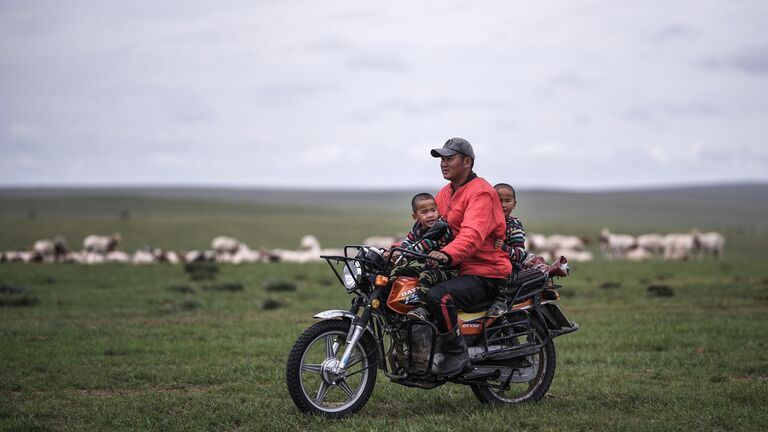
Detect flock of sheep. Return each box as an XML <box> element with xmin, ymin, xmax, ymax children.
<box><xmin>520</xmin><ymin>229</ymin><xmax>725</xmax><ymax>262</ymax></box>
<box><xmin>0</xmin><ymin>228</ymin><xmax>725</xmax><ymax>265</ymax></box>
<box><xmin>597</xmin><ymin>228</ymin><xmax>725</xmax><ymax>260</ymax></box>
<box><xmin>0</xmin><ymin>234</ymin><xmax>342</xmax><ymax>265</ymax></box>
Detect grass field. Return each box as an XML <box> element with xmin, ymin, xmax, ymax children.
<box><xmin>2</xmin><ymin>185</ymin><xmax>768</xmax><ymax>431</ymax></box>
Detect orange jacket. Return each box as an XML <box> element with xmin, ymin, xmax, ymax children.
<box><xmin>436</xmin><ymin>175</ymin><xmax>512</xmax><ymax>278</ymax></box>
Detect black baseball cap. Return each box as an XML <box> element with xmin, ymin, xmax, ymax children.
<box><xmin>430</xmin><ymin>137</ymin><xmax>475</xmax><ymax>159</ymax></box>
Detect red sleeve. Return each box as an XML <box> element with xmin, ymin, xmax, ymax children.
<box><xmin>441</xmin><ymin>190</ymin><xmax>496</xmax><ymax>264</ymax></box>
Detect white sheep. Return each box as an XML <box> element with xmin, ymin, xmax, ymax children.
<box><xmin>211</xmin><ymin>236</ymin><xmax>241</xmax><ymax>255</ymax></box>
<box><xmin>547</xmin><ymin>235</ymin><xmax>586</xmax><ymax>251</ymax></box>
<box><xmin>84</xmin><ymin>252</ymin><xmax>106</xmax><ymax>264</ymax></box>
<box><xmin>554</xmin><ymin>249</ymin><xmax>593</xmax><ymax>262</ymax></box>
<box><xmin>300</xmin><ymin>235</ymin><xmax>321</xmax><ymax>252</ymax></box>
<box><xmin>693</xmin><ymin>230</ymin><xmax>725</xmax><ymax>258</ymax></box>
<box><xmin>33</xmin><ymin>240</ymin><xmax>56</xmax><ymax>262</ymax></box>
<box><xmin>663</xmin><ymin>233</ymin><xmax>695</xmax><ymax>260</ymax></box>
<box><xmin>3</xmin><ymin>251</ymin><xmax>24</xmax><ymax>263</ymax></box>
<box><xmin>526</xmin><ymin>233</ymin><xmax>551</xmax><ymax>253</ymax></box>
<box><xmin>231</xmin><ymin>245</ymin><xmax>262</xmax><ymax>264</ymax></box>
<box><xmin>106</xmin><ymin>251</ymin><xmax>131</xmax><ymax>263</ymax></box>
<box><xmin>362</xmin><ymin>236</ymin><xmax>398</xmax><ymax>250</ymax></box>
<box><xmin>84</xmin><ymin>234</ymin><xmax>121</xmax><ymax>254</ymax></box>
<box><xmin>163</xmin><ymin>251</ymin><xmax>181</xmax><ymax>264</ymax></box>
<box><xmin>625</xmin><ymin>246</ymin><xmax>653</xmax><ymax>261</ymax></box>
<box><xmin>64</xmin><ymin>251</ymin><xmax>85</xmax><ymax>264</ymax></box>
<box><xmin>637</xmin><ymin>234</ymin><xmax>665</xmax><ymax>255</ymax></box>
<box><xmin>132</xmin><ymin>249</ymin><xmax>156</xmax><ymax>265</ymax></box>
<box><xmin>599</xmin><ymin>228</ymin><xmax>636</xmax><ymax>258</ymax></box>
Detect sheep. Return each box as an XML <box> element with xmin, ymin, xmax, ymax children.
<box><xmin>84</xmin><ymin>234</ymin><xmax>121</xmax><ymax>254</ymax></box>
<box><xmin>625</xmin><ymin>246</ymin><xmax>653</xmax><ymax>261</ymax></box>
<box><xmin>554</xmin><ymin>249</ymin><xmax>593</xmax><ymax>262</ymax></box>
<box><xmin>64</xmin><ymin>251</ymin><xmax>86</xmax><ymax>264</ymax></box>
<box><xmin>663</xmin><ymin>233</ymin><xmax>695</xmax><ymax>260</ymax></box>
<box><xmin>184</xmin><ymin>250</ymin><xmax>201</xmax><ymax>262</ymax></box>
<box><xmin>132</xmin><ymin>248</ymin><xmax>156</xmax><ymax>265</ymax></box>
<box><xmin>599</xmin><ymin>228</ymin><xmax>636</xmax><ymax>259</ymax></box>
<box><xmin>231</xmin><ymin>245</ymin><xmax>262</xmax><ymax>264</ymax></box>
<box><xmin>300</xmin><ymin>235</ymin><xmax>321</xmax><ymax>252</ymax></box>
<box><xmin>270</xmin><ymin>249</ymin><xmax>323</xmax><ymax>264</ymax></box>
<box><xmin>212</xmin><ymin>236</ymin><xmax>240</xmax><ymax>255</ymax></box>
<box><xmin>526</xmin><ymin>233</ymin><xmax>551</xmax><ymax>254</ymax></box>
<box><xmin>106</xmin><ymin>251</ymin><xmax>131</xmax><ymax>263</ymax></box>
<box><xmin>637</xmin><ymin>234</ymin><xmax>665</xmax><ymax>255</ymax></box>
<box><xmin>84</xmin><ymin>252</ymin><xmax>106</xmax><ymax>265</ymax></box>
<box><xmin>163</xmin><ymin>250</ymin><xmax>181</xmax><ymax>264</ymax></box>
<box><xmin>692</xmin><ymin>230</ymin><xmax>725</xmax><ymax>259</ymax></box>
<box><xmin>215</xmin><ymin>241</ymin><xmax>259</xmax><ymax>263</ymax></box>
<box><xmin>362</xmin><ymin>236</ymin><xmax>398</xmax><ymax>250</ymax></box>
<box><xmin>33</xmin><ymin>239</ymin><xmax>56</xmax><ymax>262</ymax></box>
<box><xmin>3</xmin><ymin>251</ymin><xmax>24</xmax><ymax>263</ymax></box>
<box><xmin>547</xmin><ymin>235</ymin><xmax>587</xmax><ymax>252</ymax></box>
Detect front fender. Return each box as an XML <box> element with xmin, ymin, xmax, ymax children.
<box><xmin>313</xmin><ymin>309</ymin><xmax>358</xmax><ymax>321</ymax></box>
<box><xmin>312</xmin><ymin>309</ymin><xmax>376</xmax><ymax>337</ymax></box>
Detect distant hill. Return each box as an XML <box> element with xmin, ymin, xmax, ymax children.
<box><xmin>0</xmin><ymin>183</ymin><xmax>766</xmax><ymax>250</ymax></box>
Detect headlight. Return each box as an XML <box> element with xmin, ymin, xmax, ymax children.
<box><xmin>342</xmin><ymin>261</ymin><xmax>362</xmax><ymax>291</ymax></box>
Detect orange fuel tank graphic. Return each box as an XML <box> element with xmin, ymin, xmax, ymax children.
<box><xmin>386</xmin><ymin>276</ymin><xmax>419</xmax><ymax>315</ymax></box>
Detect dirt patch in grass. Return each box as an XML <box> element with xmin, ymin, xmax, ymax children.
<box><xmin>262</xmin><ymin>299</ymin><xmax>283</xmax><ymax>310</ymax></box>
<box><xmin>599</xmin><ymin>281</ymin><xmax>621</xmax><ymax>289</ymax></box>
<box><xmin>647</xmin><ymin>284</ymin><xmax>675</xmax><ymax>297</ymax></box>
<box><xmin>264</xmin><ymin>280</ymin><xmax>296</xmax><ymax>292</ymax></box>
<box><xmin>184</xmin><ymin>262</ymin><xmax>219</xmax><ymax>281</ymax></box>
<box><xmin>0</xmin><ymin>284</ymin><xmax>40</xmax><ymax>307</ymax></box>
<box><xmin>202</xmin><ymin>282</ymin><xmax>243</xmax><ymax>292</ymax></box>
<box><xmin>167</xmin><ymin>284</ymin><xmax>196</xmax><ymax>294</ymax></box>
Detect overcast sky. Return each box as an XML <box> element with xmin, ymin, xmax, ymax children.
<box><xmin>1</xmin><ymin>1</ymin><xmax>767</xmax><ymax>190</ymax></box>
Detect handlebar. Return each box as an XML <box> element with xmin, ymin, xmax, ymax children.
<box><xmin>388</xmin><ymin>247</ymin><xmax>449</xmax><ymax>265</ymax></box>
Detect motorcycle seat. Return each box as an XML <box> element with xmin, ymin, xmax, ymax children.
<box><xmin>461</xmin><ymin>299</ymin><xmax>494</xmax><ymax>314</ymax></box>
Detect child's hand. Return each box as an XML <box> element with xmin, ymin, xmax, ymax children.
<box><xmin>494</xmin><ymin>238</ymin><xmax>503</xmax><ymax>249</ymax></box>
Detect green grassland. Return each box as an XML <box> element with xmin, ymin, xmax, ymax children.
<box><xmin>2</xmin><ymin>185</ymin><xmax>768</xmax><ymax>431</ymax></box>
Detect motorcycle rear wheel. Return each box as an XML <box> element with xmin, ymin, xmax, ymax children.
<box><xmin>286</xmin><ymin>319</ymin><xmax>378</xmax><ymax>418</ymax></box>
<box><xmin>470</xmin><ymin>318</ymin><xmax>555</xmax><ymax>404</ymax></box>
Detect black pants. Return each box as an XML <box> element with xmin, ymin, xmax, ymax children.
<box><xmin>425</xmin><ymin>275</ymin><xmax>501</xmax><ymax>333</ymax></box>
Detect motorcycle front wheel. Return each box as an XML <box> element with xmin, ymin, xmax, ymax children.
<box><xmin>286</xmin><ymin>319</ymin><xmax>378</xmax><ymax>418</ymax></box>
<box><xmin>470</xmin><ymin>317</ymin><xmax>556</xmax><ymax>404</ymax></box>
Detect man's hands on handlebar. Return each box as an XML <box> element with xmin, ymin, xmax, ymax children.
<box><xmin>428</xmin><ymin>251</ymin><xmax>449</xmax><ymax>265</ymax></box>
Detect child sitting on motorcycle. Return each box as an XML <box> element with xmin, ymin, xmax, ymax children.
<box><xmin>397</xmin><ymin>192</ymin><xmax>459</xmax><ymax>321</ymax></box>
<box><xmin>487</xmin><ymin>183</ymin><xmax>529</xmax><ymax>316</ymax></box>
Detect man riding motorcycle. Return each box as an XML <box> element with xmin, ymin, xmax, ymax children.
<box><xmin>425</xmin><ymin>137</ymin><xmax>513</xmax><ymax>376</ymax></box>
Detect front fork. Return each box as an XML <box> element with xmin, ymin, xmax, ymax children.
<box><xmin>332</xmin><ymin>302</ymin><xmax>372</xmax><ymax>375</ymax></box>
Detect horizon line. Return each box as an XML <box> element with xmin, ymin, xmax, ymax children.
<box><xmin>1</xmin><ymin>180</ymin><xmax>767</xmax><ymax>194</ymax></box>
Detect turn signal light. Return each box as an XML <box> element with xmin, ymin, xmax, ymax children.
<box><xmin>374</xmin><ymin>275</ymin><xmax>389</xmax><ymax>287</ymax></box>
<box><xmin>371</xmin><ymin>299</ymin><xmax>381</xmax><ymax>309</ymax></box>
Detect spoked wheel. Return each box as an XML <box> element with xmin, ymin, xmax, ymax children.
<box><xmin>471</xmin><ymin>318</ymin><xmax>556</xmax><ymax>404</ymax></box>
<box><xmin>286</xmin><ymin>320</ymin><xmax>378</xmax><ymax>418</ymax></box>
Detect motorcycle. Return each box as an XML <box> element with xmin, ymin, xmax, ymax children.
<box><xmin>285</xmin><ymin>245</ymin><xmax>579</xmax><ymax>418</ymax></box>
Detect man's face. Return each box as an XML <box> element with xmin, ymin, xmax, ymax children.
<box><xmin>440</xmin><ymin>154</ymin><xmax>471</xmax><ymax>181</ymax></box>
<box><xmin>412</xmin><ymin>198</ymin><xmax>439</xmax><ymax>228</ymax></box>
